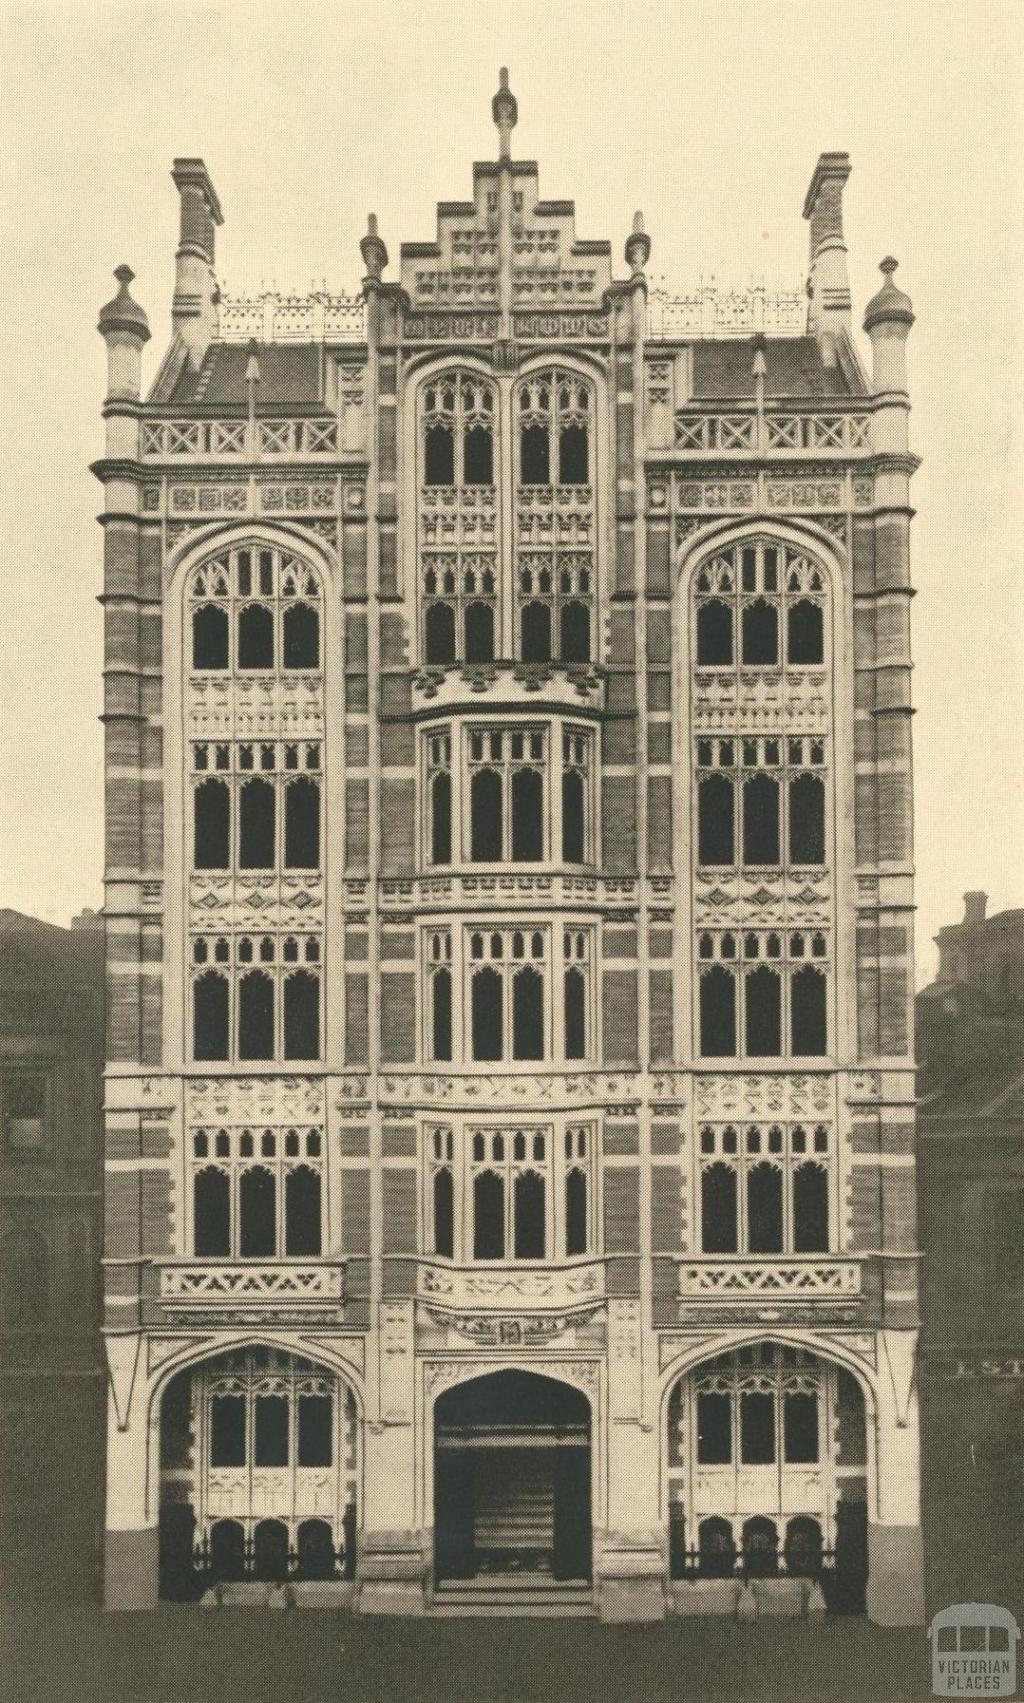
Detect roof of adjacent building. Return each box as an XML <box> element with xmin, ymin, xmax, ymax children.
<box><xmin>160</xmin><ymin>331</ymin><xmax>863</xmax><ymax>409</ymax></box>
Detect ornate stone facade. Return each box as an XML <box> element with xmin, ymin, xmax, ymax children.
<box><xmin>94</xmin><ymin>84</ymin><xmax>923</xmax><ymax>1623</ymax></box>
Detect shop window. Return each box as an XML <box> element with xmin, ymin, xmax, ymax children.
<box><xmin>742</xmin><ymin>1516</ymin><xmax>778</xmax><ymax>1577</ymax></box>
<box><xmin>698</xmin><ymin>1517</ymin><xmax>736</xmax><ymax>1579</ymax></box>
<box><xmin>784</xmin><ymin>1516</ymin><xmax>823</xmax><ymax>1576</ymax></box>
<box><xmin>210</xmin><ymin>1397</ymin><xmax>246</xmax><ymax>1468</ymax></box>
<box><xmin>297</xmin><ymin>1396</ymin><xmax>333</xmax><ymax>1468</ymax></box>
<box><xmin>193</xmin><ymin>603</ymin><xmax>229</xmax><ymax>670</ymax></box>
<box><xmin>740</xmin><ymin>1395</ymin><xmax>775</xmax><ymax>1466</ymax></box>
<box><xmin>783</xmin><ymin>1393</ymin><xmax>820</xmax><ymax>1464</ymax></box>
<box><xmin>697</xmin><ymin>1393</ymin><xmax>733</xmax><ymax>1465</ymax></box>
<box><xmin>558</xmin><ymin>422</ymin><xmax>588</xmax><ymax>485</ymax></box>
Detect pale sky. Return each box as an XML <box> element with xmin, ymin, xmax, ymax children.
<box><xmin>1</xmin><ymin>0</ymin><xmax>1021</xmax><ymax>987</ymax></box>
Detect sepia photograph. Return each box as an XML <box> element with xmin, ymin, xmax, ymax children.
<box><xmin>0</xmin><ymin>2</ymin><xmax>1021</xmax><ymax>1699</ymax></box>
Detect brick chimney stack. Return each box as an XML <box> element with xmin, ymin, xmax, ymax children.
<box><xmin>803</xmin><ymin>152</ymin><xmax>852</xmax><ymax>366</ymax></box>
<box><xmin>963</xmin><ymin>891</ymin><xmax>988</xmax><ymax>926</ymax></box>
<box><xmin>171</xmin><ymin>157</ymin><xmax>223</xmax><ymax>369</ymax></box>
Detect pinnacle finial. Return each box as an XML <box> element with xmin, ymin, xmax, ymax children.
<box><xmin>97</xmin><ymin>263</ymin><xmax>150</xmax><ymax>342</ymax></box>
<box><xmin>492</xmin><ymin>66</ymin><xmax>518</xmax><ymax>160</ymax></box>
<box><xmin>360</xmin><ymin>212</ymin><xmax>388</xmax><ymax>280</ymax></box>
<box><xmin>880</xmin><ymin>255</ymin><xmax>898</xmax><ymax>277</ymax></box>
<box><xmin>625</xmin><ymin>210</ymin><xmax>651</xmax><ymax>277</ymax></box>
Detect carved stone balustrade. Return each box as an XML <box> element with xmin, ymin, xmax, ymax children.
<box><xmin>152</xmin><ymin>1259</ymin><xmax>345</xmax><ymax>1326</ymax></box>
<box><xmin>418</xmin><ymin>1257</ymin><xmax>605</xmax><ymax>1314</ymax></box>
<box><xmin>215</xmin><ymin>292</ymin><xmax>366</xmax><ymax>343</ymax></box>
<box><xmin>186</xmin><ymin>673</ymin><xmax>323</xmax><ymax>740</ymax></box>
<box><xmin>647</xmin><ymin>284</ymin><xmax>806</xmax><ymax>340</ymax></box>
<box><xmin>678</xmin><ymin>1257</ymin><xmax>861</xmax><ymax>1302</ymax></box>
<box><xmin>377</xmin><ymin>869</ymin><xmax>635</xmax><ymax>917</ymax></box>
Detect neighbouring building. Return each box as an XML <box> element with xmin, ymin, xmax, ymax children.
<box><xmin>917</xmin><ymin>894</ymin><xmax>1024</xmax><ymax>1614</ymax></box>
<box><xmin>94</xmin><ymin>74</ymin><xmax>924</xmax><ymax>1622</ymax></box>
<box><xmin>0</xmin><ymin>908</ymin><xmax>106</xmax><ymax>1600</ymax></box>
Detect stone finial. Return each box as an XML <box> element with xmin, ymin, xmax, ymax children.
<box><xmin>492</xmin><ymin>67</ymin><xmax>518</xmax><ymax>159</ymax></box>
<box><xmin>97</xmin><ymin>265</ymin><xmax>151</xmax><ymax>343</ymax></box>
<box><xmin>863</xmin><ymin>256</ymin><xmax>915</xmax><ymax>333</ymax></box>
<box><xmin>625</xmin><ymin>211</ymin><xmax>651</xmax><ymax>277</ymax></box>
<box><xmin>360</xmin><ymin>212</ymin><xmax>388</xmax><ymax>281</ymax></box>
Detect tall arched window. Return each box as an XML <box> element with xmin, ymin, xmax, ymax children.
<box><xmin>521</xmin><ymin>600</ymin><xmax>552</xmax><ymax>663</ymax></box>
<box><xmin>433</xmin><ymin>1163</ymin><xmax>455</xmax><ymax>1259</ymax></box>
<box><xmin>791</xmin><ymin>966</ymin><xmax>827</xmax><ymax>1055</ymax></box>
<box><xmin>193</xmin><ymin>603</ymin><xmax>229</xmax><ymax>670</ymax></box>
<box><xmin>741</xmin><ymin>599</ymin><xmax>778</xmax><ymax>666</ymax></box>
<box><xmin>787</xmin><ymin>598</ymin><xmax>824</xmax><ymax>665</ymax></box>
<box><xmin>698</xmin><ymin>773</ymin><xmax>735</xmax><ymax>866</ymax></box>
<box><xmin>430</xmin><ymin>770</ymin><xmax>452</xmax><ymax>865</ymax></box>
<box><xmin>238</xmin><ymin>970</ymin><xmax>274</xmax><ymax>1061</ymax></box>
<box><xmin>560</xmin><ymin>601</ymin><xmax>591</xmax><ymax>663</ymax></box>
<box><xmin>789</xmin><ymin>773</ymin><xmax>825</xmax><ymax>865</ymax></box>
<box><xmin>284</xmin><ymin>777</ymin><xmax>320</xmax><ymax>869</ymax></box>
<box><xmin>696</xmin><ymin>599</ymin><xmax>733</xmax><ymax>666</ymax></box>
<box><xmin>282</xmin><ymin>602</ymin><xmax>319</xmax><ymax>669</ymax></box>
<box><xmin>238</xmin><ymin>603</ymin><xmax>275</xmax><ymax>670</ymax></box>
<box><xmin>194</xmin><ymin>778</ymin><xmax>231</xmax><ymax>870</ymax></box>
<box><xmin>562</xmin><ymin>767</ymin><xmax>585</xmax><ymax>863</ymax></box>
<box><xmin>425</xmin><ymin>601</ymin><xmax>456</xmax><ymax>665</ymax></box>
<box><xmin>284</xmin><ymin>1165</ymin><xmax>321</xmax><ymax>1256</ymax></box>
<box><xmin>511</xmin><ymin>767</ymin><xmax>543</xmax><ymax>861</ymax></box>
<box><xmin>512</xmin><ymin>966</ymin><xmax>544</xmax><ymax>1060</ymax></box>
<box><xmin>239</xmin><ymin>778</ymin><xmax>275</xmax><ymax>869</ymax></box>
<box><xmin>194</xmin><ymin>1166</ymin><xmax>231</xmax><ymax>1257</ymax></box>
<box><xmin>470</xmin><ymin>769</ymin><xmax>503</xmax><ymax>861</ymax></box>
<box><xmin>239</xmin><ymin>1165</ymin><xmax>276</xmax><ymax>1258</ymax></box>
<box><xmin>194</xmin><ymin>971</ymin><xmax>229</xmax><ymax>1062</ymax></box>
<box><xmin>464</xmin><ymin>601</ymin><xmax>495</xmax><ymax>664</ymax></box>
<box><xmin>283</xmin><ymin>970</ymin><xmax>320</xmax><ymax>1061</ymax></box>
<box><xmin>471</xmin><ymin>966</ymin><xmax>503</xmax><ymax>1061</ymax></box>
<box><xmin>700</xmin><ymin>966</ymin><xmax>736</xmax><ymax>1057</ymax></box>
<box><xmin>187</xmin><ymin>545</ymin><xmax>323</xmax><ymax>684</ymax></box>
<box><xmin>701</xmin><ymin>1161</ymin><xmax>738</xmax><ymax>1253</ymax></box>
<box><xmin>745</xmin><ymin>966</ymin><xmax>781</xmax><ymax>1056</ymax></box>
<box><xmin>742</xmin><ymin>774</ymin><xmax>780</xmax><ymax>866</ymax></box>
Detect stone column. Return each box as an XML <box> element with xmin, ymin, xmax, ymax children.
<box><xmin>103</xmin><ymin>1339</ymin><xmax>159</xmax><ymax>1609</ymax></box>
<box><xmin>867</xmin><ymin>1327</ymin><xmax>926</xmax><ymax>1625</ymax></box>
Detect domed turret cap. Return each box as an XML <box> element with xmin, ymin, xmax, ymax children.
<box><xmin>98</xmin><ymin>265</ymin><xmax>151</xmax><ymax>341</ymax></box>
<box><xmin>863</xmin><ymin>257</ymin><xmax>914</xmax><ymax>333</ymax></box>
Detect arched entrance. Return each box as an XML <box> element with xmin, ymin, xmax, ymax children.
<box><xmin>665</xmin><ymin>1342</ymin><xmax>868</xmax><ymax>1613</ymax></box>
<box><xmin>434</xmin><ymin>1371</ymin><xmax>591</xmax><ymax>1585</ymax></box>
<box><xmin>157</xmin><ymin>1346</ymin><xmax>358</xmax><ymax>1599</ymax></box>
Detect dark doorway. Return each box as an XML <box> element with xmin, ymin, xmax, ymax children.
<box><xmin>434</xmin><ymin>1371</ymin><xmax>591</xmax><ymax>1585</ymax></box>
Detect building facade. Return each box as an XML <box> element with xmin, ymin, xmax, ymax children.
<box><xmin>916</xmin><ymin>895</ymin><xmax>1024</xmax><ymax>1615</ymax></box>
<box><xmin>95</xmin><ymin>76</ymin><xmax>924</xmax><ymax>1621</ymax></box>
<box><xmin>0</xmin><ymin>909</ymin><xmax>106</xmax><ymax>1600</ymax></box>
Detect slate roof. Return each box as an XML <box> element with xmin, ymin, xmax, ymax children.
<box><xmin>690</xmin><ymin>337</ymin><xmax>865</xmax><ymax>399</ymax></box>
<box><xmin>166</xmin><ymin>343</ymin><xmax>325</xmax><ymax>407</ymax></box>
<box><xmin>159</xmin><ymin>331</ymin><xmax>863</xmax><ymax>409</ymax></box>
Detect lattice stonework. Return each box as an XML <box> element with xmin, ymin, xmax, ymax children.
<box><xmin>515</xmin><ymin>371</ymin><xmax>595</xmax><ymax>664</ymax></box>
<box><xmin>691</xmin><ymin>539</ymin><xmax>836</xmax><ymax>1063</ymax></box>
<box><xmin>419</xmin><ymin>373</ymin><xmax>499</xmax><ymax>665</ymax></box>
<box><xmin>168</xmin><ymin>1349</ymin><xmax>358</xmax><ymax>1556</ymax></box>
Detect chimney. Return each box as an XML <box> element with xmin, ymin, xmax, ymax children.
<box><xmin>963</xmin><ymin>891</ymin><xmax>988</xmax><ymax>927</ymax></box>
<box><xmin>171</xmin><ymin>158</ymin><xmax>223</xmax><ymax>368</ymax></box>
<box><xmin>803</xmin><ymin>152</ymin><xmax>852</xmax><ymax>365</ymax></box>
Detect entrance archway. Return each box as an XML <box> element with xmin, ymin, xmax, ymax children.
<box><xmin>434</xmin><ymin>1371</ymin><xmax>591</xmax><ymax>1584</ymax></box>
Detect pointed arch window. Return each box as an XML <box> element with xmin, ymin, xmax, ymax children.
<box><xmin>698</xmin><ymin>1122</ymin><xmax>832</xmax><ymax>1253</ymax></box>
